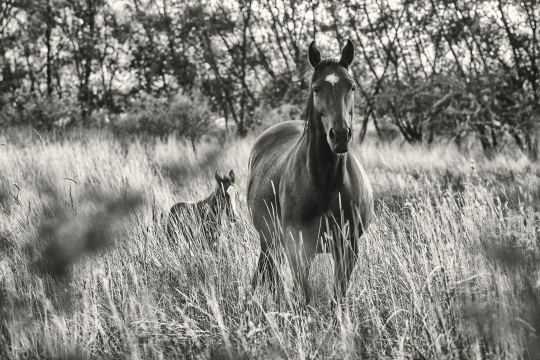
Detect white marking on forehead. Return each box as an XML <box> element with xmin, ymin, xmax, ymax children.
<box><xmin>325</xmin><ymin>73</ymin><xmax>340</xmax><ymax>86</ymax></box>
<box><xmin>227</xmin><ymin>186</ymin><xmax>237</xmax><ymax>216</ymax></box>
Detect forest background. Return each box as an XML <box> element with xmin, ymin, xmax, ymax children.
<box><xmin>2</xmin><ymin>0</ymin><xmax>540</xmax><ymax>155</ymax></box>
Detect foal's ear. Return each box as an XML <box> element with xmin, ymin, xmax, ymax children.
<box><xmin>308</xmin><ymin>41</ymin><xmax>321</xmax><ymax>69</ymax></box>
<box><xmin>229</xmin><ymin>169</ymin><xmax>235</xmax><ymax>183</ymax></box>
<box><xmin>214</xmin><ymin>170</ymin><xmax>223</xmax><ymax>184</ymax></box>
<box><xmin>339</xmin><ymin>39</ymin><xmax>355</xmax><ymax>68</ymax></box>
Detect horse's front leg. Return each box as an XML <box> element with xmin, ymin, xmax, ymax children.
<box><xmin>284</xmin><ymin>227</ymin><xmax>316</xmax><ymax>304</ymax></box>
<box><xmin>251</xmin><ymin>237</ymin><xmax>281</xmax><ymax>297</ymax></box>
<box><xmin>332</xmin><ymin>231</ymin><xmax>359</xmax><ymax>309</ymax></box>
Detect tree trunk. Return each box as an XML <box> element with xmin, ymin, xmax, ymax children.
<box><xmin>81</xmin><ymin>0</ymin><xmax>96</xmax><ymax>121</ymax></box>
<box><xmin>45</xmin><ymin>0</ymin><xmax>53</xmax><ymax>96</ymax></box>
<box><xmin>239</xmin><ymin>0</ymin><xmax>253</xmax><ymax>136</ymax></box>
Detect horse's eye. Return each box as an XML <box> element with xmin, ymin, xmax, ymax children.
<box><xmin>313</xmin><ymin>87</ymin><xmax>319</xmax><ymax>94</ymax></box>
<box><xmin>351</xmin><ymin>84</ymin><xmax>356</xmax><ymax>92</ymax></box>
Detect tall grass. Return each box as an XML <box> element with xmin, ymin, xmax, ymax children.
<box><xmin>0</xmin><ymin>128</ymin><xmax>539</xmax><ymax>359</ymax></box>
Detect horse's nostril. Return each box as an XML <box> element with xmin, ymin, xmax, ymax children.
<box><xmin>347</xmin><ymin>127</ymin><xmax>352</xmax><ymax>139</ymax></box>
<box><xmin>329</xmin><ymin>128</ymin><xmax>336</xmax><ymax>140</ymax></box>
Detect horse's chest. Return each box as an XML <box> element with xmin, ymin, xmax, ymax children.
<box><xmin>282</xmin><ymin>189</ymin><xmax>353</xmax><ymax>226</ymax></box>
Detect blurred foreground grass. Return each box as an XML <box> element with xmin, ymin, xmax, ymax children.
<box><xmin>0</xmin><ymin>128</ymin><xmax>539</xmax><ymax>359</ymax></box>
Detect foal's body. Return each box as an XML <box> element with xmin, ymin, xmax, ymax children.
<box><xmin>167</xmin><ymin>170</ymin><xmax>237</xmax><ymax>245</ymax></box>
<box><xmin>247</xmin><ymin>40</ymin><xmax>374</xmax><ymax>304</ymax></box>
<box><xmin>167</xmin><ymin>194</ymin><xmax>220</xmax><ymax>243</ymax></box>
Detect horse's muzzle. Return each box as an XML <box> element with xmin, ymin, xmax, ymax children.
<box><xmin>328</xmin><ymin>126</ymin><xmax>352</xmax><ymax>153</ymax></box>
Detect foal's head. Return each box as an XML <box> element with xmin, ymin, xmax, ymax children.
<box><xmin>214</xmin><ymin>169</ymin><xmax>237</xmax><ymax>221</ymax></box>
<box><xmin>308</xmin><ymin>40</ymin><xmax>356</xmax><ymax>154</ymax></box>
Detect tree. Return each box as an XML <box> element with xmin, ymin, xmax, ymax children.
<box><xmin>1</xmin><ymin>0</ymin><xmax>539</xmax><ymax>158</ymax></box>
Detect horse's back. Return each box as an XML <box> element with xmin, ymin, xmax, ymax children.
<box><xmin>248</xmin><ymin>121</ymin><xmax>304</xmax><ymax>172</ymax></box>
<box><xmin>169</xmin><ymin>201</ymin><xmax>196</xmax><ymax>218</ymax></box>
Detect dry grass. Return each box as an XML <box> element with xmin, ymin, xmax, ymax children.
<box><xmin>0</xmin><ymin>128</ymin><xmax>539</xmax><ymax>359</ymax></box>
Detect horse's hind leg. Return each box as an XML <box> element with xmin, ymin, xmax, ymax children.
<box><xmin>251</xmin><ymin>248</ymin><xmax>280</xmax><ymax>296</ymax></box>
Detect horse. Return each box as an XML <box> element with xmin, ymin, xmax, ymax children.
<box><xmin>247</xmin><ymin>40</ymin><xmax>374</xmax><ymax>306</ymax></box>
<box><xmin>167</xmin><ymin>169</ymin><xmax>237</xmax><ymax>247</ymax></box>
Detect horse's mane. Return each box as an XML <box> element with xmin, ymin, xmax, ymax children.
<box><xmin>303</xmin><ymin>58</ymin><xmax>343</xmax><ymax>134</ymax></box>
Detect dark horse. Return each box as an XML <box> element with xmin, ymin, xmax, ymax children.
<box><xmin>167</xmin><ymin>170</ymin><xmax>237</xmax><ymax>246</ymax></box>
<box><xmin>247</xmin><ymin>40</ymin><xmax>373</xmax><ymax>305</ymax></box>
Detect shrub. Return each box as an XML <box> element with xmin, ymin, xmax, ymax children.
<box><xmin>112</xmin><ymin>93</ymin><xmax>171</xmax><ymax>139</ymax></box>
<box><xmin>112</xmin><ymin>90</ymin><xmax>216</xmax><ymax>151</ymax></box>
<box><xmin>252</xmin><ymin>103</ymin><xmax>303</xmax><ymax>134</ymax></box>
<box><xmin>0</xmin><ymin>93</ymin><xmax>80</xmax><ymax>131</ymax></box>
<box><xmin>374</xmin><ymin>73</ymin><xmax>540</xmax><ymax>159</ymax></box>
<box><xmin>169</xmin><ymin>90</ymin><xmax>215</xmax><ymax>152</ymax></box>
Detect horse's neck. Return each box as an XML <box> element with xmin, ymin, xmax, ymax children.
<box><xmin>304</xmin><ymin>118</ymin><xmax>347</xmax><ymax>192</ymax></box>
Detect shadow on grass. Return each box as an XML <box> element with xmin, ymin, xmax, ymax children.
<box><xmin>467</xmin><ymin>237</ymin><xmax>540</xmax><ymax>358</ymax></box>
<box><xmin>157</xmin><ymin>147</ymin><xmax>224</xmax><ymax>187</ymax></box>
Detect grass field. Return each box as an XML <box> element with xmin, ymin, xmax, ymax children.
<box><xmin>1</xmin><ymin>128</ymin><xmax>539</xmax><ymax>359</ymax></box>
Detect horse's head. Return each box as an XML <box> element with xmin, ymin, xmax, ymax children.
<box><xmin>215</xmin><ymin>169</ymin><xmax>237</xmax><ymax>222</ymax></box>
<box><xmin>308</xmin><ymin>40</ymin><xmax>356</xmax><ymax>154</ymax></box>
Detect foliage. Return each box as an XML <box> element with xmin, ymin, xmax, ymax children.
<box><xmin>112</xmin><ymin>91</ymin><xmax>216</xmax><ymax>151</ymax></box>
<box><xmin>170</xmin><ymin>91</ymin><xmax>216</xmax><ymax>151</ymax></box>
<box><xmin>0</xmin><ymin>94</ymin><xmax>81</xmax><ymax>131</ymax></box>
<box><xmin>112</xmin><ymin>93</ymin><xmax>169</xmax><ymax>139</ymax></box>
<box><xmin>375</xmin><ymin>72</ymin><xmax>540</xmax><ymax>158</ymax></box>
<box><xmin>252</xmin><ymin>102</ymin><xmax>303</xmax><ymax>133</ymax></box>
<box><xmin>2</xmin><ymin>0</ymin><xmax>540</xmax><ymax>154</ymax></box>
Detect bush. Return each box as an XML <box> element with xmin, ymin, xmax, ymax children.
<box><xmin>112</xmin><ymin>93</ymin><xmax>170</xmax><ymax>139</ymax></box>
<box><xmin>169</xmin><ymin>90</ymin><xmax>215</xmax><ymax>151</ymax></box>
<box><xmin>0</xmin><ymin>93</ymin><xmax>80</xmax><ymax>131</ymax></box>
<box><xmin>374</xmin><ymin>73</ymin><xmax>540</xmax><ymax>159</ymax></box>
<box><xmin>0</xmin><ymin>94</ymin><xmax>19</xmax><ymax>128</ymax></box>
<box><xmin>252</xmin><ymin>103</ymin><xmax>303</xmax><ymax>134</ymax></box>
<box><xmin>112</xmin><ymin>90</ymin><xmax>217</xmax><ymax>151</ymax></box>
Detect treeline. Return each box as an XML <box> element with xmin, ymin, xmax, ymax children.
<box><xmin>1</xmin><ymin>0</ymin><xmax>539</xmax><ymax>156</ymax></box>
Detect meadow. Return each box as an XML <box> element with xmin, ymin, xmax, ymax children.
<box><xmin>0</xmin><ymin>128</ymin><xmax>539</xmax><ymax>359</ymax></box>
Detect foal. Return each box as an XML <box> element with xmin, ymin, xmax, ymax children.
<box><xmin>167</xmin><ymin>170</ymin><xmax>237</xmax><ymax>246</ymax></box>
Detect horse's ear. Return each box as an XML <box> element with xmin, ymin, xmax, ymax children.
<box><xmin>215</xmin><ymin>170</ymin><xmax>223</xmax><ymax>184</ymax></box>
<box><xmin>339</xmin><ymin>39</ymin><xmax>354</xmax><ymax>68</ymax></box>
<box><xmin>229</xmin><ymin>169</ymin><xmax>235</xmax><ymax>183</ymax></box>
<box><xmin>308</xmin><ymin>41</ymin><xmax>321</xmax><ymax>69</ymax></box>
